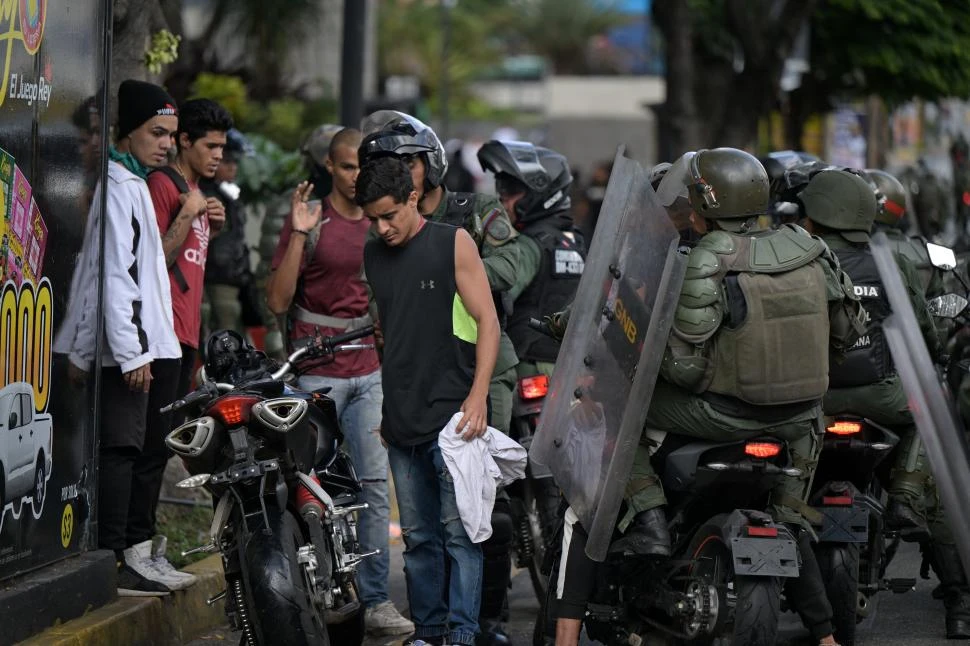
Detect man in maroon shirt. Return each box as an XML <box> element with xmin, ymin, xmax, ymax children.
<box><xmin>267</xmin><ymin>128</ymin><xmax>413</xmax><ymax>637</ymax></box>
<box><xmin>147</xmin><ymin>99</ymin><xmax>233</xmax><ymax>392</ymax></box>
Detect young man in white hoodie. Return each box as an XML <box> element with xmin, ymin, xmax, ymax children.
<box><xmin>55</xmin><ymin>80</ymin><xmax>198</xmax><ymax>596</ymax></box>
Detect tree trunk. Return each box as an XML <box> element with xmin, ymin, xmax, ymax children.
<box><xmin>111</xmin><ymin>0</ymin><xmax>170</xmax><ymax>121</ymax></box>
<box><xmin>653</xmin><ymin>0</ymin><xmax>699</xmax><ymax>161</ymax></box>
<box><xmin>657</xmin><ymin>0</ymin><xmax>818</xmax><ymax>155</ymax></box>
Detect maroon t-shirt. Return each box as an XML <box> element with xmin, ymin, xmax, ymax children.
<box><xmin>148</xmin><ymin>170</ymin><xmax>209</xmax><ymax>349</ymax></box>
<box><xmin>271</xmin><ymin>199</ymin><xmax>379</xmax><ymax>378</ymax></box>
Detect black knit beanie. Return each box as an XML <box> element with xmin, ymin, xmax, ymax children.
<box><xmin>117</xmin><ymin>80</ymin><xmax>178</xmax><ymax>140</ymax></box>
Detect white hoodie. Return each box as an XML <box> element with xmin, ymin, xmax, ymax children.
<box><xmin>438</xmin><ymin>412</ymin><xmax>528</xmax><ymax>543</ymax></box>
<box><xmin>54</xmin><ymin>161</ymin><xmax>180</xmax><ymax>372</ymax></box>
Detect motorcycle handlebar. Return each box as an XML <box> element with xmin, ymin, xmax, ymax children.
<box><xmin>329</xmin><ymin>325</ymin><xmax>376</xmax><ymax>347</ymax></box>
<box><xmin>160</xmin><ymin>381</ymin><xmax>218</xmax><ymax>414</ymax></box>
<box><xmin>529</xmin><ymin>317</ymin><xmax>557</xmax><ymax>339</ymax></box>
<box><xmin>273</xmin><ymin>325</ymin><xmax>376</xmax><ymax>380</ymax></box>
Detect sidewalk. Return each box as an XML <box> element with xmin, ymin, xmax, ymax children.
<box><xmin>18</xmin><ymin>555</ymin><xmax>225</xmax><ymax>646</ymax></box>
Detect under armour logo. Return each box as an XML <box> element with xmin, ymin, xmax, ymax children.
<box><xmin>421</xmin><ymin>280</ymin><xmax>435</xmax><ymax>290</ymax></box>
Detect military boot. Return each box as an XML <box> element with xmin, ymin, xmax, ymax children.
<box><xmin>609</xmin><ymin>508</ymin><xmax>671</xmax><ymax>557</ymax></box>
<box><xmin>930</xmin><ymin>541</ymin><xmax>970</xmax><ymax>639</ymax></box>
<box><xmin>885</xmin><ymin>496</ymin><xmax>930</xmax><ymax>541</ymax></box>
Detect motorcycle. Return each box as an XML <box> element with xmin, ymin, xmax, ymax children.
<box><xmin>508</xmin><ymin>368</ymin><xmax>563</xmax><ymax>602</ymax></box>
<box><xmin>807</xmin><ymin>416</ymin><xmax>905</xmax><ymax>646</ymax></box>
<box><xmin>162</xmin><ymin>327</ymin><xmax>377</xmax><ymax>646</ymax></box>
<box><xmin>534</xmin><ymin>425</ymin><xmax>805</xmax><ymax>645</ymax></box>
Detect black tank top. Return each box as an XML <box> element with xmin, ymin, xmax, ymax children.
<box><xmin>364</xmin><ymin>221</ymin><xmax>478</xmax><ymax>446</ymax></box>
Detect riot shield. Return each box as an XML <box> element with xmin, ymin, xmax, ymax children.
<box><xmin>530</xmin><ymin>148</ymin><xmax>688</xmax><ymax>561</ymax></box>
<box><xmin>871</xmin><ymin>231</ymin><xmax>970</xmax><ymax>570</ymax></box>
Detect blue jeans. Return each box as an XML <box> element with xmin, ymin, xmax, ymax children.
<box><xmin>299</xmin><ymin>371</ymin><xmax>389</xmax><ymax>607</ymax></box>
<box><xmin>388</xmin><ymin>440</ymin><xmax>483</xmax><ymax>646</ymax></box>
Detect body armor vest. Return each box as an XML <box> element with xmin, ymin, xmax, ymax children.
<box><xmin>829</xmin><ymin>247</ymin><xmax>894</xmax><ymax>388</ymax></box>
<box><xmin>665</xmin><ymin>226</ymin><xmax>830</xmax><ymax>405</ymax></box>
<box><xmin>508</xmin><ymin>215</ymin><xmax>586</xmax><ymax>363</ymax></box>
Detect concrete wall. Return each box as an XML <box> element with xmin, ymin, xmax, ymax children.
<box><xmin>545</xmin><ymin>117</ymin><xmax>656</xmax><ymax>179</ymax></box>
<box><xmin>467</xmin><ymin>75</ymin><xmax>665</xmax><ymax>177</ymax></box>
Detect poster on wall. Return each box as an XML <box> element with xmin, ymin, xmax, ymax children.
<box><xmin>0</xmin><ymin>0</ymin><xmax>107</xmax><ymax>580</ymax></box>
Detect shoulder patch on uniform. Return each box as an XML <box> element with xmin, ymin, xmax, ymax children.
<box><xmin>483</xmin><ymin>209</ymin><xmax>512</xmax><ymax>241</ymax></box>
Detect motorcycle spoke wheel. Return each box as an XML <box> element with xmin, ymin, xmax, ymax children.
<box><xmin>686</xmin><ymin>524</ymin><xmax>781</xmax><ymax>646</ymax></box>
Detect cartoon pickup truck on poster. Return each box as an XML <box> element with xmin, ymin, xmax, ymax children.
<box><xmin>0</xmin><ymin>382</ymin><xmax>52</xmax><ymax>517</ymax></box>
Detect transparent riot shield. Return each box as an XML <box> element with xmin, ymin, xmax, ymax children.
<box><xmin>871</xmin><ymin>231</ymin><xmax>970</xmax><ymax>570</ymax></box>
<box><xmin>530</xmin><ymin>148</ymin><xmax>688</xmax><ymax>561</ymax></box>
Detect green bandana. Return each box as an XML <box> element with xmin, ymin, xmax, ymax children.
<box><xmin>108</xmin><ymin>145</ymin><xmax>151</xmax><ymax>179</ymax></box>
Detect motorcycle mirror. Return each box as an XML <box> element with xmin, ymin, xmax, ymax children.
<box><xmin>927</xmin><ymin>242</ymin><xmax>957</xmax><ymax>270</ymax></box>
<box><xmin>927</xmin><ymin>293</ymin><xmax>969</xmax><ymax>318</ymax></box>
<box><xmin>176</xmin><ymin>473</ymin><xmax>212</xmax><ymax>489</ymax></box>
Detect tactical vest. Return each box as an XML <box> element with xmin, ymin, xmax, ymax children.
<box><xmin>666</xmin><ymin>225</ymin><xmax>830</xmax><ymax>405</ymax></box>
<box><xmin>886</xmin><ymin>230</ymin><xmax>933</xmax><ymax>295</ymax></box>
<box><xmin>440</xmin><ymin>191</ymin><xmax>505</xmax><ymax>325</ymax></box>
<box><xmin>828</xmin><ymin>247</ymin><xmax>894</xmax><ymax>388</ymax></box>
<box><xmin>508</xmin><ymin>215</ymin><xmax>586</xmax><ymax>363</ymax></box>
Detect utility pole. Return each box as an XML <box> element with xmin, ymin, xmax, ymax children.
<box><xmin>340</xmin><ymin>0</ymin><xmax>367</xmax><ymax>127</ymax></box>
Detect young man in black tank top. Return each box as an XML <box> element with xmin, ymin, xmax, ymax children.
<box><xmin>357</xmin><ymin>157</ymin><xmax>500</xmax><ymax>646</ymax></box>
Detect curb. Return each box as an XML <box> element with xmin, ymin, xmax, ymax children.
<box><xmin>18</xmin><ymin>555</ymin><xmax>225</xmax><ymax>646</ymax></box>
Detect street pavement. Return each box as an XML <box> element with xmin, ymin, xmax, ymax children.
<box><xmin>187</xmin><ymin>538</ymin><xmax>953</xmax><ymax>645</ymax></box>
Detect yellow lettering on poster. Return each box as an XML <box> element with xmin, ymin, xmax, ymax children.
<box><xmin>0</xmin><ymin>278</ymin><xmax>53</xmax><ymax>412</ymax></box>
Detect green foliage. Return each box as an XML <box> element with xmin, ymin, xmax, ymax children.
<box><xmin>505</xmin><ymin>0</ymin><xmax>632</xmax><ymax>73</ymax></box>
<box><xmin>144</xmin><ymin>29</ymin><xmax>181</xmax><ymax>75</ymax></box>
<box><xmin>263</xmin><ymin>99</ymin><xmax>308</xmax><ymax>151</ymax></box>
<box><xmin>378</xmin><ymin>0</ymin><xmax>631</xmax><ymax>121</ymax></box>
<box><xmin>190</xmin><ymin>73</ymin><xmax>253</xmax><ymax>124</ymax></box>
<box><xmin>236</xmin><ymin>133</ymin><xmax>305</xmax><ymax>205</ymax></box>
<box><xmin>189</xmin><ymin>73</ymin><xmax>336</xmax><ymax>154</ymax></box>
<box><xmin>812</xmin><ymin>0</ymin><xmax>970</xmax><ymax>103</ymax></box>
<box><xmin>379</xmin><ymin>0</ymin><xmax>505</xmax><ymax>114</ymax></box>
<box><xmin>156</xmin><ymin>502</ymin><xmax>212</xmax><ymax>569</ymax></box>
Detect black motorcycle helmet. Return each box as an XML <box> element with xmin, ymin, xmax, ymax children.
<box><xmin>358</xmin><ymin>111</ymin><xmax>448</xmax><ymax>191</ymax></box>
<box><xmin>477</xmin><ymin>140</ymin><xmax>572</xmax><ymax>226</ymax></box>
<box><xmin>203</xmin><ymin>329</ymin><xmax>268</xmax><ymax>383</ymax></box>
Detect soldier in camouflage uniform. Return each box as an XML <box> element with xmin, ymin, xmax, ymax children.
<box><xmin>804</xmin><ymin>169</ymin><xmax>943</xmax><ymax>536</ymax></box>
<box><xmin>801</xmin><ymin>169</ymin><xmax>970</xmax><ymax>639</ymax></box>
<box><xmin>359</xmin><ymin>112</ymin><xmax>524</xmax><ymax>646</ymax></box>
<box><xmin>868</xmin><ymin>168</ymin><xmax>944</xmax><ymax>297</ymax></box>
<box><xmin>554</xmin><ymin>151</ymin><xmax>861</xmax><ymax>646</ymax></box>
<box><xmin>476</xmin><ymin>140</ymin><xmax>586</xmax><ymax>381</ymax></box>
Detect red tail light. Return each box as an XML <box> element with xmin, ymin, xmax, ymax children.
<box><xmin>823</xmin><ymin>496</ymin><xmax>853</xmax><ymax>506</ymax></box>
<box><xmin>746</xmin><ymin>526</ymin><xmax>779</xmax><ymax>537</ymax></box>
<box><xmin>208</xmin><ymin>395</ymin><xmax>260</xmax><ymax>426</ymax></box>
<box><xmin>518</xmin><ymin>375</ymin><xmax>549</xmax><ymax>400</ymax></box>
<box><xmin>744</xmin><ymin>442</ymin><xmax>781</xmax><ymax>458</ymax></box>
<box><xmin>827</xmin><ymin>421</ymin><xmax>862</xmax><ymax>435</ymax></box>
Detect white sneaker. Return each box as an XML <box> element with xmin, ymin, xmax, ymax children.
<box><xmin>124</xmin><ymin>539</ymin><xmax>195</xmax><ymax>591</ymax></box>
<box><xmin>364</xmin><ymin>600</ymin><xmax>415</xmax><ymax>636</ymax></box>
<box><xmin>150</xmin><ymin>535</ymin><xmax>198</xmax><ymax>589</ymax></box>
